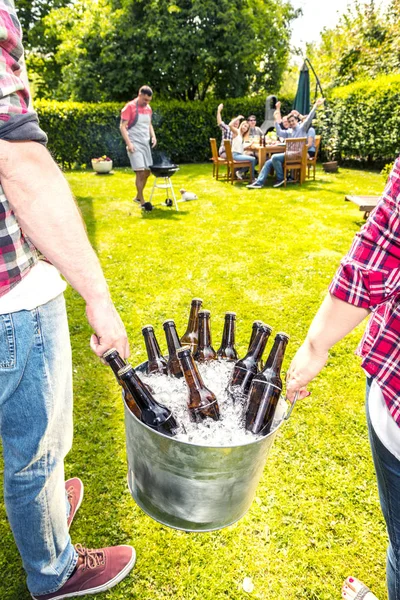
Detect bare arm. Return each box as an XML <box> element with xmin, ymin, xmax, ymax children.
<box><xmin>229</xmin><ymin>116</ymin><xmax>243</xmax><ymax>136</ymax></box>
<box><xmin>120</xmin><ymin>119</ymin><xmax>134</xmax><ymax>153</ymax></box>
<box><xmin>307</xmin><ymin>135</ymin><xmax>314</xmax><ymax>148</ymax></box>
<box><xmin>274</xmin><ymin>101</ymin><xmax>282</xmax><ymax>123</ymax></box>
<box><xmin>286</xmin><ymin>293</ymin><xmax>369</xmax><ymax>400</ymax></box>
<box><xmin>217</xmin><ymin>103</ymin><xmax>223</xmax><ymax>126</ymax></box>
<box><xmin>0</xmin><ymin>140</ymin><xmax>129</xmax><ymax>359</ymax></box>
<box><xmin>150</xmin><ymin>120</ymin><xmax>157</xmax><ymax>148</ymax></box>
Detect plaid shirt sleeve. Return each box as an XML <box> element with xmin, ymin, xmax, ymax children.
<box><xmin>0</xmin><ymin>0</ymin><xmax>46</xmax><ymax>143</ymax></box>
<box><xmin>329</xmin><ymin>156</ymin><xmax>400</xmax><ymax>309</ymax></box>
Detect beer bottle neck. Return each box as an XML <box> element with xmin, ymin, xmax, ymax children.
<box><xmin>180</xmin><ymin>353</ymin><xmax>207</xmax><ymax>391</ymax></box>
<box><xmin>247</xmin><ymin>329</ymin><xmax>270</xmax><ymax>362</ymax></box>
<box><xmin>105</xmin><ymin>353</ymin><xmax>125</xmax><ymax>377</ymax></box>
<box><xmin>198</xmin><ymin>317</ymin><xmax>212</xmax><ymax>349</ymax></box>
<box><xmin>186</xmin><ymin>302</ymin><xmax>201</xmax><ymax>333</ymax></box>
<box><xmin>263</xmin><ymin>338</ymin><xmax>288</xmax><ymax>375</ymax></box>
<box><xmin>164</xmin><ymin>325</ymin><xmax>181</xmax><ymax>356</ymax></box>
<box><xmin>144</xmin><ymin>331</ymin><xmax>163</xmax><ymax>361</ymax></box>
<box><xmin>222</xmin><ymin>317</ymin><xmax>235</xmax><ymax>348</ymax></box>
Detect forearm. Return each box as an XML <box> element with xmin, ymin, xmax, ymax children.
<box><xmin>217</xmin><ymin>110</ymin><xmax>222</xmax><ymax>126</ymax></box>
<box><xmin>0</xmin><ymin>141</ymin><xmax>110</xmax><ymax>305</ymax></box>
<box><xmin>306</xmin><ymin>293</ymin><xmax>370</xmax><ymax>353</ymax></box>
<box><xmin>119</xmin><ymin>122</ymin><xmax>131</xmax><ymax>147</ymax></box>
<box><xmin>150</xmin><ymin>123</ymin><xmax>156</xmax><ymax>138</ymax></box>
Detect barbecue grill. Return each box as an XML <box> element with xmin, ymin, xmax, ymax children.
<box><xmin>149</xmin><ymin>160</ymin><xmax>180</xmax><ymax>210</ymax></box>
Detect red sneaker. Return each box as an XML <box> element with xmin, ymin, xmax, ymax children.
<box><xmin>65</xmin><ymin>478</ymin><xmax>84</xmax><ymax>529</ymax></box>
<box><xmin>31</xmin><ymin>543</ymin><xmax>136</xmax><ymax>599</ymax></box>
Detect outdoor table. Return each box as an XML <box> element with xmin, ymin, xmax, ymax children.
<box><xmin>251</xmin><ymin>143</ymin><xmax>286</xmax><ymax>170</ymax></box>
<box><xmin>345</xmin><ymin>195</ymin><xmax>380</xmax><ymax>219</ymax></box>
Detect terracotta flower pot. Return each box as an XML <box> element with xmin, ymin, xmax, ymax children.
<box><xmin>322</xmin><ymin>161</ymin><xmax>339</xmax><ymax>173</ymax></box>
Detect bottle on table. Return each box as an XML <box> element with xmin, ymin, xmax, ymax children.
<box><xmin>193</xmin><ymin>310</ymin><xmax>217</xmax><ymax>362</ymax></box>
<box><xmin>118</xmin><ymin>364</ymin><xmax>179</xmax><ymax>436</ymax></box>
<box><xmin>163</xmin><ymin>319</ymin><xmax>184</xmax><ymax>378</ymax></box>
<box><xmin>217</xmin><ymin>312</ymin><xmax>238</xmax><ymax>361</ymax></box>
<box><xmin>245</xmin><ymin>332</ymin><xmax>289</xmax><ymax>436</ymax></box>
<box><xmin>142</xmin><ymin>325</ymin><xmax>168</xmax><ymax>375</ymax></box>
<box><xmin>180</xmin><ymin>298</ymin><xmax>203</xmax><ymax>354</ymax></box>
<box><xmin>177</xmin><ymin>347</ymin><xmax>220</xmax><ymax>422</ymax></box>
<box><xmin>102</xmin><ymin>348</ymin><xmax>141</xmax><ymax>418</ymax></box>
<box><xmin>228</xmin><ymin>323</ymin><xmax>272</xmax><ymax>399</ymax></box>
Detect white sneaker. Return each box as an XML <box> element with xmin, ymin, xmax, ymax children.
<box><xmin>273</xmin><ymin>180</ymin><xmax>285</xmax><ymax>188</ymax></box>
<box><xmin>236</xmin><ymin>172</ymin><xmax>244</xmax><ymax>180</ymax></box>
<box><xmin>247</xmin><ymin>182</ymin><xmax>263</xmax><ymax>189</ymax></box>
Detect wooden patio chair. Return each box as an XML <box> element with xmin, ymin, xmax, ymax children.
<box><xmin>283</xmin><ymin>137</ymin><xmax>307</xmax><ymax>187</ymax></box>
<box><xmin>224</xmin><ymin>139</ymin><xmax>253</xmax><ymax>184</ymax></box>
<box><xmin>307</xmin><ymin>135</ymin><xmax>321</xmax><ymax>180</ymax></box>
<box><xmin>210</xmin><ymin>138</ymin><xmax>229</xmax><ymax>180</ymax></box>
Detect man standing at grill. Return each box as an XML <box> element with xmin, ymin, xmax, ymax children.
<box><xmin>0</xmin><ymin>1</ymin><xmax>136</xmax><ymax>598</ymax></box>
<box><xmin>120</xmin><ymin>86</ymin><xmax>157</xmax><ymax>212</ymax></box>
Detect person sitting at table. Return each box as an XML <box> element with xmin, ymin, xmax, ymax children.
<box><xmin>306</xmin><ymin>125</ymin><xmax>316</xmax><ymax>158</ymax></box>
<box><xmin>217</xmin><ymin>103</ymin><xmax>243</xmax><ymax>158</ymax></box>
<box><xmin>247</xmin><ymin>115</ymin><xmax>263</xmax><ymax>140</ymax></box>
<box><xmin>229</xmin><ymin>118</ymin><xmax>256</xmax><ymax>181</ymax></box>
<box><xmin>247</xmin><ymin>99</ymin><xmax>324</xmax><ymax>188</ymax></box>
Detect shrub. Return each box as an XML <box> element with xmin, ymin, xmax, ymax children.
<box><xmin>317</xmin><ymin>74</ymin><xmax>400</xmax><ymax>165</ymax></box>
<box><xmin>35</xmin><ymin>96</ymin><xmax>293</xmax><ymax>168</ymax></box>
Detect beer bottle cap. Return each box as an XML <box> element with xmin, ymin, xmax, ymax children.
<box><xmin>225</xmin><ymin>312</ymin><xmax>236</xmax><ymax>318</ymax></box>
<box><xmin>192</xmin><ymin>298</ymin><xmax>203</xmax><ymax>304</ymax></box>
<box><xmin>162</xmin><ymin>319</ymin><xmax>175</xmax><ymax>328</ymax></box>
<box><xmin>264</xmin><ymin>323</ymin><xmax>273</xmax><ymax>333</ymax></box>
<box><xmin>252</xmin><ymin>320</ymin><xmax>263</xmax><ymax>328</ymax></box>
<box><xmin>142</xmin><ymin>325</ymin><xmax>154</xmax><ymax>333</ymax></box>
<box><xmin>198</xmin><ymin>309</ymin><xmax>211</xmax><ymax>317</ymax></box>
<box><xmin>117</xmin><ymin>364</ymin><xmax>134</xmax><ymax>377</ymax></box>
<box><xmin>276</xmin><ymin>332</ymin><xmax>290</xmax><ymax>340</ymax></box>
<box><xmin>102</xmin><ymin>348</ymin><xmax>118</xmax><ymax>359</ymax></box>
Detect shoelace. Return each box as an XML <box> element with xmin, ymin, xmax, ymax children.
<box><xmin>74</xmin><ymin>544</ymin><xmax>105</xmax><ymax>570</ymax></box>
<box><xmin>66</xmin><ymin>486</ymin><xmax>74</xmax><ymax>503</ymax></box>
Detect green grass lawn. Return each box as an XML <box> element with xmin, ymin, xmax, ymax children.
<box><xmin>0</xmin><ymin>164</ymin><xmax>388</xmax><ymax>600</ymax></box>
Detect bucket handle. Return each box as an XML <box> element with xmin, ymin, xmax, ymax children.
<box><xmin>284</xmin><ymin>391</ymin><xmax>299</xmax><ymax>421</ymax></box>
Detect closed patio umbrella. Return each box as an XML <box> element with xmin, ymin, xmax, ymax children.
<box><xmin>293</xmin><ymin>61</ymin><xmax>310</xmax><ymax>115</ymax></box>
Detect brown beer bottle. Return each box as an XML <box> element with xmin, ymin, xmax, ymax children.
<box><xmin>245</xmin><ymin>332</ymin><xmax>289</xmax><ymax>436</ymax></box>
<box><xmin>217</xmin><ymin>312</ymin><xmax>238</xmax><ymax>361</ymax></box>
<box><xmin>102</xmin><ymin>348</ymin><xmax>141</xmax><ymax>418</ymax></box>
<box><xmin>118</xmin><ymin>364</ymin><xmax>179</xmax><ymax>436</ymax></box>
<box><xmin>142</xmin><ymin>325</ymin><xmax>168</xmax><ymax>375</ymax></box>
<box><xmin>228</xmin><ymin>323</ymin><xmax>272</xmax><ymax>397</ymax></box>
<box><xmin>180</xmin><ymin>298</ymin><xmax>203</xmax><ymax>354</ymax></box>
<box><xmin>177</xmin><ymin>347</ymin><xmax>220</xmax><ymax>422</ymax></box>
<box><xmin>194</xmin><ymin>310</ymin><xmax>217</xmax><ymax>362</ymax></box>
<box><xmin>163</xmin><ymin>319</ymin><xmax>184</xmax><ymax>378</ymax></box>
<box><xmin>248</xmin><ymin>321</ymin><xmax>265</xmax><ymax>369</ymax></box>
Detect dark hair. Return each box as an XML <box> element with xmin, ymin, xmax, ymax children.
<box><xmin>247</xmin><ymin>115</ymin><xmax>257</xmax><ymax>120</ymax></box>
<box><xmin>139</xmin><ymin>85</ymin><xmax>153</xmax><ymax>97</ymax></box>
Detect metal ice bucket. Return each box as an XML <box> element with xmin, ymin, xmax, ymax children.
<box><xmin>124</xmin><ymin>362</ymin><xmax>296</xmax><ymax>532</ymax></box>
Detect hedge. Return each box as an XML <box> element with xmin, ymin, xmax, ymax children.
<box><xmin>318</xmin><ymin>74</ymin><xmax>400</xmax><ymax>165</ymax></box>
<box><xmin>35</xmin><ymin>96</ymin><xmax>293</xmax><ymax>168</ymax></box>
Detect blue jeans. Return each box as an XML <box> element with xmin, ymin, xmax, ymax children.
<box><xmin>233</xmin><ymin>152</ymin><xmax>256</xmax><ymax>180</ymax></box>
<box><xmin>366</xmin><ymin>377</ymin><xmax>400</xmax><ymax>600</ymax></box>
<box><xmin>255</xmin><ymin>153</ymin><xmax>285</xmax><ymax>186</ymax></box>
<box><xmin>0</xmin><ymin>294</ymin><xmax>78</xmax><ymax>595</ymax></box>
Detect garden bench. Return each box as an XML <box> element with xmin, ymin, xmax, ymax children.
<box><xmin>345</xmin><ymin>195</ymin><xmax>380</xmax><ymax>219</ymax></box>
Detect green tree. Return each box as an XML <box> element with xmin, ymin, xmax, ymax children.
<box><xmin>32</xmin><ymin>0</ymin><xmax>299</xmax><ymax>101</ymax></box>
<box><xmin>306</xmin><ymin>0</ymin><xmax>400</xmax><ymax>89</ymax></box>
<box><xmin>15</xmin><ymin>0</ymin><xmax>72</xmax><ymax>47</ymax></box>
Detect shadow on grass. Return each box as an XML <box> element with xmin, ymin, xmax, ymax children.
<box><xmin>75</xmin><ymin>195</ymin><xmax>97</xmax><ymax>252</ymax></box>
<box><xmin>140</xmin><ymin>207</ymin><xmax>189</xmax><ymax>220</ymax></box>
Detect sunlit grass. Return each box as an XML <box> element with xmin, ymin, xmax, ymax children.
<box><xmin>0</xmin><ymin>164</ymin><xmax>387</xmax><ymax>600</ymax></box>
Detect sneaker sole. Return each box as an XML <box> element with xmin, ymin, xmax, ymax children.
<box><xmin>31</xmin><ymin>547</ymin><xmax>136</xmax><ymax>600</ymax></box>
<box><xmin>67</xmin><ymin>478</ymin><xmax>84</xmax><ymax>530</ymax></box>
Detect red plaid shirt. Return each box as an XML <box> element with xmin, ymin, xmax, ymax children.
<box><xmin>329</xmin><ymin>156</ymin><xmax>400</xmax><ymax>425</ymax></box>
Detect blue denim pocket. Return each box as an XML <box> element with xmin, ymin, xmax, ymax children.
<box><xmin>0</xmin><ymin>313</ymin><xmax>16</xmax><ymax>368</ymax></box>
